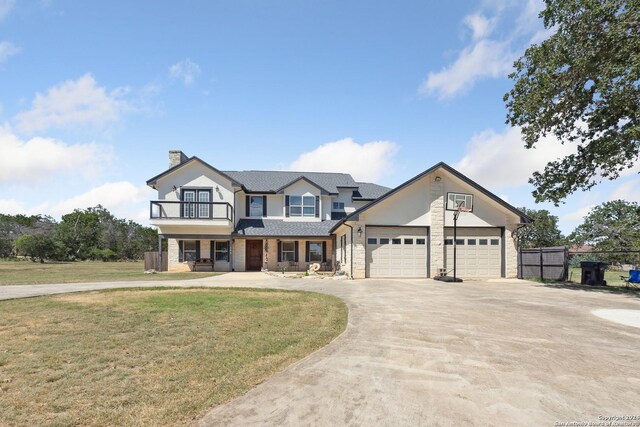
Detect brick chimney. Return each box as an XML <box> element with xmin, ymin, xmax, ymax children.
<box><xmin>169</xmin><ymin>150</ymin><xmax>188</xmax><ymax>168</ymax></box>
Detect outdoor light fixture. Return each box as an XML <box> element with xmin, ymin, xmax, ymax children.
<box><xmin>172</xmin><ymin>185</ymin><xmax>177</xmax><ymax>192</ymax></box>
<box><xmin>215</xmin><ymin>185</ymin><xmax>220</xmax><ymax>192</ymax></box>
<box><xmin>357</xmin><ymin>226</ymin><xmax>363</xmax><ymax>237</ymax></box>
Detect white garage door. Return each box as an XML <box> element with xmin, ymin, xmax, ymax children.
<box><xmin>366</xmin><ymin>227</ymin><xmax>428</xmax><ymax>277</ymax></box>
<box><xmin>445</xmin><ymin>228</ymin><xmax>502</xmax><ymax>278</ymax></box>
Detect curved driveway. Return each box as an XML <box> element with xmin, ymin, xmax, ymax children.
<box><xmin>3</xmin><ymin>274</ymin><xmax>640</xmax><ymax>425</ymax></box>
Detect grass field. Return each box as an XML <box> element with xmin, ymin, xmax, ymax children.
<box><xmin>0</xmin><ymin>259</ymin><xmax>221</xmax><ymax>285</ymax></box>
<box><xmin>567</xmin><ymin>267</ymin><xmax>630</xmax><ymax>287</ymax></box>
<box><xmin>0</xmin><ymin>288</ymin><xmax>348</xmax><ymax>426</ymax></box>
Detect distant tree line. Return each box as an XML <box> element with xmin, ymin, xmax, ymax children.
<box><xmin>517</xmin><ymin>200</ymin><xmax>640</xmax><ymax>266</ymax></box>
<box><xmin>0</xmin><ymin>206</ymin><xmax>158</xmax><ymax>263</ymax></box>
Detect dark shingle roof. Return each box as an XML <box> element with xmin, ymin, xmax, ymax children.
<box><xmin>352</xmin><ymin>182</ymin><xmax>391</xmax><ymax>200</ymax></box>
<box><xmin>223</xmin><ymin>170</ymin><xmax>357</xmax><ymax>194</ymax></box>
<box><xmin>233</xmin><ymin>219</ymin><xmax>340</xmax><ymax>237</ymax></box>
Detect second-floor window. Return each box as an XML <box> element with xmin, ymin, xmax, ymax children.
<box><xmin>246</xmin><ymin>195</ymin><xmax>267</xmax><ymax>217</ymax></box>
<box><xmin>182</xmin><ymin>190</ymin><xmax>211</xmax><ymax>218</ymax></box>
<box><xmin>250</xmin><ymin>196</ymin><xmax>264</xmax><ymax>217</ymax></box>
<box><xmin>290</xmin><ymin>195</ymin><xmax>315</xmax><ymax>217</ymax></box>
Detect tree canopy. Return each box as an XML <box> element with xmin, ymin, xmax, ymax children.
<box><xmin>569</xmin><ymin>199</ymin><xmax>640</xmax><ymax>263</ymax></box>
<box><xmin>517</xmin><ymin>207</ymin><xmax>566</xmax><ymax>248</ymax></box>
<box><xmin>505</xmin><ymin>0</ymin><xmax>640</xmax><ymax>205</ymax></box>
<box><xmin>1</xmin><ymin>206</ymin><xmax>158</xmax><ymax>262</ymax></box>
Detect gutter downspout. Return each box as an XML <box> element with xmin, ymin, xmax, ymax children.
<box><xmin>344</xmin><ymin>222</ymin><xmax>354</xmax><ymax>279</ymax></box>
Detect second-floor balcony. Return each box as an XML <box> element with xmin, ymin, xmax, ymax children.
<box><xmin>150</xmin><ymin>201</ymin><xmax>233</xmax><ymax>224</ymax></box>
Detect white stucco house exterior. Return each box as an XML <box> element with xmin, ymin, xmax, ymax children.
<box><xmin>147</xmin><ymin>150</ymin><xmax>530</xmax><ymax>279</ymax></box>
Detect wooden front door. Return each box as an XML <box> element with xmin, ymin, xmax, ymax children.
<box><xmin>245</xmin><ymin>240</ymin><xmax>263</xmax><ymax>271</ymax></box>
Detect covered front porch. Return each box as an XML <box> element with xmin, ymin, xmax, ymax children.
<box><xmin>233</xmin><ymin>238</ymin><xmax>334</xmax><ymax>273</ymax></box>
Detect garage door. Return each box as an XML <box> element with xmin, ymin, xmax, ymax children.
<box><xmin>366</xmin><ymin>227</ymin><xmax>428</xmax><ymax>277</ymax></box>
<box><xmin>445</xmin><ymin>228</ymin><xmax>502</xmax><ymax>278</ymax></box>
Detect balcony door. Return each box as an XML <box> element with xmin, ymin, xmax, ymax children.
<box><xmin>181</xmin><ymin>189</ymin><xmax>211</xmax><ymax>218</ymax></box>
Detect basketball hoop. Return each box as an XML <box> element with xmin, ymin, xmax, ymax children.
<box><xmin>452</xmin><ymin>202</ymin><xmax>471</xmax><ymax>282</ymax></box>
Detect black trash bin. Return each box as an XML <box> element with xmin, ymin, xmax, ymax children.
<box><xmin>580</xmin><ymin>261</ymin><xmax>608</xmax><ymax>285</ymax></box>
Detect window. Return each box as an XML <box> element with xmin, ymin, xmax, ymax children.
<box><xmin>416</xmin><ymin>238</ymin><xmax>426</xmax><ymax>245</ymax></box>
<box><xmin>289</xmin><ymin>195</ymin><xmax>316</xmax><ymax>217</ymax></box>
<box><xmin>199</xmin><ymin>191</ymin><xmax>210</xmax><ymax>218</ymax></box>
<box><xmin>367</xmin><ymin>238</ymin><xmax>377</xmax><ymax>244</ymax></box>
<box><xmin>455</xmin><ymin>239</ymin><xmax>465</xmax><ymax>245</ymax></box>
<box><xmin>308</xmin><ymin>242</ymin><xmax>323</xmax><ymax>262</ymax></box>
<box><xmin>281</xmin><ymin>242</ymin><xmax>296</xmax><ymax>262</ymax></box>
<box><xmin>404</xmin><ymin>238</ymin><xmax>414</xmax><ymax>244</ymax></box>
<box><xmin>182</xmin><ymin>189</ymin><xmax>211</xmax><ymax>218</ymax></box>
<box><xmin>468</xmin><ymin>239</ymin><xmax>476</xmax><ymax>245</ymax></box>
<box><xmin>444</xmin><ymin>239</ymin><xmax>453</xmax><ymax>245</ymax></box>
<box><xmin>446</xmin><ymin>192</ymin><xmax>473</xmax><ymax>211</ymax></box>
<box><xmin>182</xmin><ymin>241</ymin><xmax>197</xmax><ymax>262</ymax></box>
<box><xmin>490</xmin><ymin>239</ymin><xmax>500</xmax><ymax>246</ymax></box>
<box><xmin>379</xmin><ymin>238</ymin><xmax>390</xmax><ymax>244</ymax></box>
<box><xmin>392</xmin><ymin>238</ymin><xmax>401</xmax><ymax>244</ymax></box>
<box><xmin>215</xmin><ymin>241</ymin><xmax>229</xmax><ymax>261</ymax></box>
<box><xmin>249</xmin><ymin>196</ymin><xmax>264</xmax><ymax>217</ymax></box>
<box><xmin>332</xmin><ymin>202</ymin><xmax>345</xmax><ymax>210</ymax></box>
<box><xmin>479</xmin><ymin>239</ymin><xmax>488</xmax><ymax>245</ymax></box>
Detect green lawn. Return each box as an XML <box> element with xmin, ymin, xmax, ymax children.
<box><xmin>0</xmin><ymin>259</ymin><xmax>221</xmax><ymax>285</ymax></box>
<box><xmin>567</xmin><ymin>266</ymin><xmax>630</xmax><ymax>287</ymax></box>
<box><xmin>0</xmin><ymin>288</ymin><xmax>348</xmax><ymax>426</ymax></box>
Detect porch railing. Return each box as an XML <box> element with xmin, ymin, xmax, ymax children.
<box><xmin>150</xmin><ymin>201</ymin><xmax>233</xmax><ymax>221</ymax></box>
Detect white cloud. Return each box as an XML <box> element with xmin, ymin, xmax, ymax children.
<box><xmin>169</xmin><ymin>59</ymin><xmax>201</xmax><ymax>86</ymax></box>
<box><xmin>464</xmin><ymin>13</ymin><xmax>495</xmax><ymax>40</ymax></box>
<box><xmin>0</xmin><ymin>182</ymin><xmax>154</xmax><ymax>224</ymax></box>
<box><xmin>454</xmin><ymin>126</ymin><xmax>576</xmax><ymax>189</ymax></box>
<box><xmin>0</xmin><ymin>198</ymin><xmax>26</xmax><ymax>215</ymax></box>
<box><xmin>0</xmin><ymin>125</ymin><xmax>112</xmax><ymax>184</ymax></box>
<box><xmin>418</xmin><ymin>39</ymin><xmax>515</xmax><ymax>99</ymax></box>
<box><xmin>36</xmin><ymin>181</ymin><xmax>154</xmax><ymax>219</ymax></box>
<box><xmin>0</xmin><ymin>0</ymin><xmax>15</xmax><ymax>21</ymax></box>
<box><xmin>13</xmin><ymin>74</ymin><xmax>128</xmax><ymax>134</ymax></box>
<box><xmin>610</xmin><ymin>178</ymin><xmax>640</xmax><ymax>202</ymax></box>
<box><xmin>0</xmin><ymin>41</ymin><xmax>19</xmax><ymax>62</ymax></box>
<box><xmin>285</xmin><ymin>138</ymin><xmax>399</xmax><ymax>182</ymax></box>
<box><xmin>561</xmin><ymin>205</ymin><xmax>594</xmax><ymax>223</ymax></box>
<box><xmin>418</xmin><ymin>0</ymin><xmax>548</xmax><ymax>99</ymax></box>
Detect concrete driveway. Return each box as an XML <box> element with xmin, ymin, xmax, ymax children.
<box><xmin>200</xmin><ymin>276</ymin><xmax>640</xmax><ymax>426</ymax></box>
<box><xmin>3</xmin><ymin>274</ymin><xmax>640</xmax><ymax>425</ymax></box>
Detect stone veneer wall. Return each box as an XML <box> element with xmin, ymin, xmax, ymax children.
<box><xmin>351</xmin><ymin>222</ymin><xmax>366</xmax><ymax>279</ymax></box>
<box><xmin>429</xmin><ymin>177</ymin><xmax>444</xmax><ymax>275</ymax></box>
<box><xmin>233</xmin><ymin>239</ymin><xmax>246</xmax><ymax>272</ymax></box>
<box><xmin>505</xmin><ymin>217</ymin><xmax>519</xmax><ymax>278</ymax></box>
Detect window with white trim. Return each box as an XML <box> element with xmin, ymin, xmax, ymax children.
<box><xmin>332</xmin><ymin>202</ymin><xmax>345</xmax><ymax>210</ymax></box>
<box><xmin>446</xmin><ymin>192</ymin><xmax>473</xmax><ymax>211</ymax></box>
<box><xmin>290</xmin><ymin>195</ymin><xmax>315</xmax><ymax>217</ymax></box>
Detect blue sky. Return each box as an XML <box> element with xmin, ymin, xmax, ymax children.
<box><xmin>0</xmin><ymin>0</ymin><xmax>637</xmax><ymax>234</ymax></box>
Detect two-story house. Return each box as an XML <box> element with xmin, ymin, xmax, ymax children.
<box><xmin>146</xmin><ymin>151</ymin><xmax>389</xmax><ymax>273</ymax></box>
<box><xmin>147</xmin><ymin>150</ymin><xmax>530</xmax><ymax>278</ymax></box>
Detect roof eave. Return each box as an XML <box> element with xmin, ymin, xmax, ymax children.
<box><xmin>146</xmin><ymin>156</ymin><xmax>242</xmax><ymax>187</ymax></box>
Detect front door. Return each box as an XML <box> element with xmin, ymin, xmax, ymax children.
<box><xmin>245</xmin><ymin>240</ymin><xmax>263</xmax><ymax>271</ymax></box>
